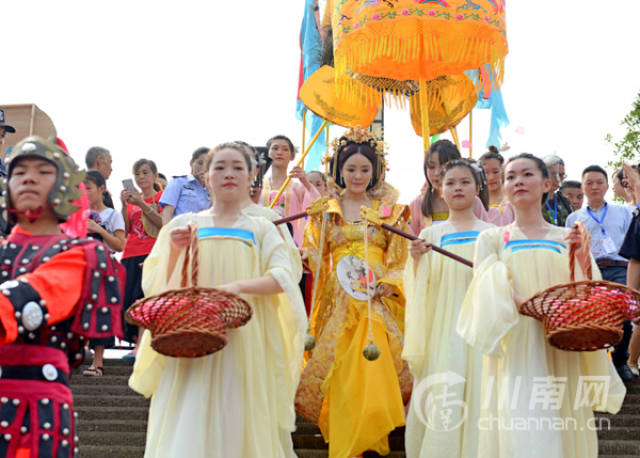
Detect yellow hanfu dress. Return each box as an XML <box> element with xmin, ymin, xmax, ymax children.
<box><xmin>403</xmin><ymin>220</ymin><xmax>493</xmax><ymax>458</ymax></box>
<box><xmin>456</xmin><ymin>224</ymin><xmax>626</xmax><ymax>458</ymax></box>
<box><xmin>129</xmin><ymin>211</ymin><xmax>307</xmax><ymax>458</ymax></box>
<box><xmin>295</xmin><ymin>190</ymin><xmax>412</xmax><ymax>458</ymax></box>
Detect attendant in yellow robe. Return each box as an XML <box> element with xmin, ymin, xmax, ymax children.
<box><xmin>457</xmin><ymin>153</ymin><xmax>626</xmax><ymax>458</ymax></box>
<box><xmin>403</xmin><ymin>160</ymin><xmax>493</xmax><ymax>458</ymax></box>
<box><xmin>295</xmin><ymin>128</ymin><xmax>411</xmax><ymax>458</ymax></box>
<box><xmin>129</xmin><ymin>143</ymin><xmax>307</xmax><ymax>458</ymax></box>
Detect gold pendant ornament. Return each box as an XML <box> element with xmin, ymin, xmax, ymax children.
<box><xmin>304</xmin><ymin>333</ymin><xmax>317</xmax><ymax>351</ymax></box>
<box><xmin>363</xmin><ymin>343</ymin><xmax>381</xmax><ymax>361</ymax></box>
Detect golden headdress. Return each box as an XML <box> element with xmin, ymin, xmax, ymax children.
<box><xmin>328</xmin><ymin>127</ymin><xmax>387</xmax><ymax>191</ymax></box>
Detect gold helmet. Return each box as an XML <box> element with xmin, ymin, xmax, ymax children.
<box><xmin>0</xmin><ymin>136</ymin><xmax>85</xmax><ymax>223</ymax></box>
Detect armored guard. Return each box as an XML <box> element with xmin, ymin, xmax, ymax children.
<box><xmin>0</xmin><ymin>136</ymin><xmax>124</xmax><ymax>458</ymax></box>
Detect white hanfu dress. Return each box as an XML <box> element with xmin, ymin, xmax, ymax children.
<box><xmin>403</xmin><ymin>220</ymin><xmax>493</xmax><ymax>458</ymax></box>
<box><xmin>129</xmin><ymin>211</ymin><xmax>307</xmax><ymax>458</ymax></box>
<box><xmin>456</xmin><ymin>224</ymin><xmax>626</xmax><ymax>458</ymax></box>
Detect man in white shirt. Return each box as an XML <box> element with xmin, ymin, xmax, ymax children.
<box><xmin>566</xmin><ymin>165</ymin><xmax>634</xmax><ymax>382</ymax></box>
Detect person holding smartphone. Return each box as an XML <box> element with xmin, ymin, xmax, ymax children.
<box><xmin>120</xmin><ymin>159</ymin><xmax>163</xmax><ymax>354</ymax></box>
<box><xmin>613</xmin><ymin>168</ymin><xmax>636</xmax><ymax>210</ymax></box>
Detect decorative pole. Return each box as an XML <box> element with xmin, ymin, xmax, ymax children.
<box><xmin>301</xmin><ymin>109</ymin><xmax>307</xmax><ymax>158</ymax></box>
<box><xmin>419</xmin><ymin>80</ymin><xmax>430</xmax><ymax>155</ymax></box>
<box><xmin>450</xmin><ymin>126</ymin><xmax>460</xmax><ymax>150</ymax></box>
<box><xmin>269</xmin><ymin>120</ymin><xmax>329</xmax><ymax>209</ymax></box>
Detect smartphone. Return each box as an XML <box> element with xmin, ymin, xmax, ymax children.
<box><xmin>122</xmin><ymin>178</ymin><xmax>137</xmax><ymax>193</ymax></box>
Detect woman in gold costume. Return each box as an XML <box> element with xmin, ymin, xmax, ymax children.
<box><xmin>295</xmin><ymin>128</ymin><xmax>411</xmax><ymax>458</ymax></box>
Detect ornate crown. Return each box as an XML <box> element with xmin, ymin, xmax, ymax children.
<box><xmin>327</xmin><ymin>127</ymin><xmax>389</xmax><ymax>190</ymax></box>
<box><xmin>331</xmin><ymin>126</ymin><xmax>386</xmax><ymax>158</ymax></box>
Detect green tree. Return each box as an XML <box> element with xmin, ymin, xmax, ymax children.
<box><xmin>606</xmin><ymin>90</ymin><xmax>640</xmax><ymax>170</ymax></box>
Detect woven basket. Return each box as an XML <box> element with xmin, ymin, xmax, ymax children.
<box><xmin>126</xmin><ymin>223</ymin><xmax>252</xmax><ymax>357</ymax></box>
<box><xmin>519</xmin><ymin>242</ymin><xmax>640</xmax><ymax>351</ymax></box>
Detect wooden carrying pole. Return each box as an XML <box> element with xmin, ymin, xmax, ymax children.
<box><xmin>269</xmin><ymin>119</ymin><xmax>329</xmax><ymax>209</ymax></box>
<box><xmin>325</xmin><ymin>124</ymin><xmax>330</xmax><ymax>175</ymax></box>
<box><xmin>360</xmin><ymin>207</ymin><xmax>473</xmax><ymax>268</ymax></box>
<box><xmin>273</xmin><ymin>211</ymin><xmax>310</xmax><ymax>226</ymax></box>
<box><xmin>382</xmin><ymin>222</ymin><xmax>473</xmax><ymax>267</ymax></box>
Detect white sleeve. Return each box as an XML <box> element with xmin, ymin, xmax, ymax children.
<box><xmin>110</xmin><ymin>209</ymin><xmax>126</xmax><ymax>233</ymax></box>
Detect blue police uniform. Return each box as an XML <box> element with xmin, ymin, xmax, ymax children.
<box><xmin>159</xmin><ymin>175</ymin><xmax>211</xmax><ymax>217</ymax></box>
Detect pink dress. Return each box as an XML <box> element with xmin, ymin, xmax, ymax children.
<box><xmin>486</xmin><ymin>201</ymin><xmax>515</xmax><ymax>226</ymax></box>
<box><xmin>262</xmin><ymin>177</ymin><xmax>320</xmax><ymax>246</ymax></box>
<box><xmin>408</xmin><ymin>192</ymin><xmax>490</xmax><ymax>236</ymax></box>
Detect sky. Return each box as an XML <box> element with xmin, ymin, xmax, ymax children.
<box><xmin>2</xmin><ymin>1</ymin><xmax>640</xmax><ymax>204</ymax></box>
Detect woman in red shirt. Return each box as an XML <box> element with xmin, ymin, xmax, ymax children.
<box><xmin>120</xmin><ymin>159</ymin><xmax>162</xmax><ymax>346</ymax></box>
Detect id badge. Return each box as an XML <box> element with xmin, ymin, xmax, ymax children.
<box><xmin>601</xmin><ymin>236</ymin><xmax>617</xmax><ymax>254</ymax></box>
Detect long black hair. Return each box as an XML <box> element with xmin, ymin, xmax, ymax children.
<box><xmin>331</xmin><ymin>141</ymin><xmax>381</xmax><ymax>191</ymax></box>
<box><xmin>266</xmin><ymin>135</ymin><xmax>295</xmax><ymax>159</ymax></box>
<box><xmin>506</xmin><ymin>153</ymin><xmax>550</xmax><ymax>203</ymax></box>
<box><xmin>421</xmin><ymin>139</ymin><xmax>461</xmax><ymax>218</ymax></box>
<box><xmin>439</xmin><ymin>159</ymin><xmax>489</xmax><ymax>210</ymax></box>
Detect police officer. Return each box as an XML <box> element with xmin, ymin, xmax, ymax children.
<box><xmin>0</xmin><ymin>108</ymin><xmax>16</xmax><ymax>178</ymax></box>
<box><xmin>0</xmin><ymin>109</ymin><xmax>16</xmax><ymax>235</ymax></box>
<box><xmin>160</xmin><ymin>146</ymin><xmax>211</xmax><ymax>224</ymax></box>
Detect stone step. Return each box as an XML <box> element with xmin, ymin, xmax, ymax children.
<box><xmin>67</xmin><ymin>360</ymin><xmax>640</xmax><ymax>458</ymax></box>
<box><xmin>620</xmin><ymin>393</ymin><xmax>640</xmax><ymax>404</ymax></box>
<box><xmin>292</xmin><ymin>433</ymin><xmax>405</xmax><ymax>450</ymax></box>
<box><xmin>70</xmin><ymin>375</ymin><xmax>131</xmax><ymax>386</ymax></box>
<box><xmin>597</xmin><ymin>427</ymin><xmax>640</xmax><ymax>441</ymax></box>
<box><xmin>79</xmin><ymin>445</ymin><xmax>144</xmax><ymax>458</ymax></box>
<box><xmin>73</xmin><ymin>395</ymin><xmax>149</xmax><ymax>408</ymax></box>
<box><xmin>617</xmin><ymin>403</ymin><xmax>640</xmax><ymax>415</ymax></box>
<box><xmin>77</xmin><ymin>419</ymin><xmax>147</xmax><ymax>433</ymax></box>
<box><xmin>600</xmin><ymin>456</ymin><xmax>640</xmax><ymax>458</ymax></box>
<box><xmin>601</xmin><ymin>456</ymin><xmax>640</xmax><ymax>458</ymax></box>
<box><xmin>90</xmin><ymin>359</ymin><xmax>135</xmax><ymax>367</ymax></box>
<box><xmin>596</xmin><ymin>414</ymin><xmax>640</xmax><ymax>427</ymax></box>
<box><xmin>72</xmin><ymin>385</ymin><xmax>142</xmax><ymax>397</ymax></box>
<box><xmin>623</xmin><ymin>381</ymin><xmax>640</xmax><ymax>393</ymax></box>
<box><xmin>79</xmin><ymin>431</ymin><xmax>146</xmax><ymax>447</ymax></box>
<box><xmin>293</xmin><ymin>435</ymin><xmax>328</xmax><ymax>450</ymax></box>
<box><xmin>75</xmin><ymin>406</ymin><xmax>149</xmax><ymax>422</ymax></box>
<box><xmin>598</xmin><ymin>440</ymin><xmax>640</xmax><ymax>455</ymax></box>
